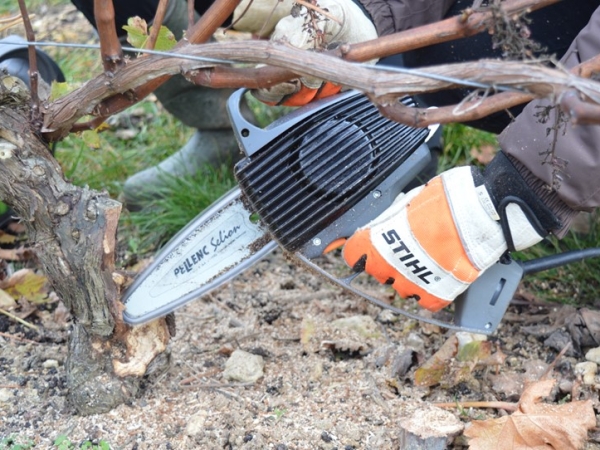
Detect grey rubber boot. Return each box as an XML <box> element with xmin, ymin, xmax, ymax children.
<box><xmin>122</xmin><ymin>0</ymin><xmax>253</xmax><ymax>210</ymax></box>
<box><xmin>122</xmin><ymin>129</ymin><xmax>240</xmax><ymax>208</ymax></box>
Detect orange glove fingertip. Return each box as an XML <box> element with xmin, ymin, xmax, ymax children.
<box><xmin>344</xmin><ymin>230</ymin><xmax>398</xmax><ymax>285</ymax></box>
<box><xmin>314</xmin><ymin>82</ymin><xmax>342</xmax><ymax>100</ymax></box>
<box><xmin>324</xmin><ymin>238</ymin><xmax>347</xmax><ymax>254</ymax></box>
<box><xmin>392</xmin><ymin>278</ymin><xmax>451</xmax><ymax>312</ymax></box>
<box><xmin>279</xmin><ymin>84</ymin><xmax>318</xmax><ymax>107</ymax></box>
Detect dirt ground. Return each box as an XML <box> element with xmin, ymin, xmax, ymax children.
<box><xmin>2</xmin><ymin>3</ymin><xmax>600</xmax><ymax>449</ymax></box>
<box><xmin>2</xmin><ymin>246</ymin><xmax>600</xmax><ymax>449</ymax></box>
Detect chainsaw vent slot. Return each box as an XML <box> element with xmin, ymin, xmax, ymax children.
<box><xmin>235</xmin><ymin>92</ymin><xmax>428</xmax><ymax>251</ymax></box>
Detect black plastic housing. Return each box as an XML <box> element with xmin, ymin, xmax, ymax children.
<box><xmin>234</xmin><ymin>93</ymin><xmax>428</xmax><ymax>251</ymax></box>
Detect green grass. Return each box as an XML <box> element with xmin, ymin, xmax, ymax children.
<box><xmin>55</xmin><ymin>102</ymin><xmax>193</xmax><ymax>198</ymax></box>
<box><xmin>0</xmin><ymin>435</ymin><xmax>34</xmax><ymax>450</ymax></box>
<box><xmin>439</xmin><ymin>123</ymin><xmax>499</xmax><ymax>171</ymax></box>
<box><xmin>122</xmin><ymin>163</ymin><xmax>238</xmax><ymax>255</ymax></box>
<box><xmin>515</xmin><ymin>211</ymin><xmax>600</xmax><ymax>305</ymax></box>
<box><xmin>54</xmin><ymin>435</ymin><xmax>110</xmax><ymax>450</ymax></box>
<box><xmin>0</xmin><ymin>0</ymin><xmax>282</xmax><ymax>257</ymax></box>
<box><xmin>0</xmin><ymin>434</ymin><xmax>111</xmax><ymax>450</ymax></box>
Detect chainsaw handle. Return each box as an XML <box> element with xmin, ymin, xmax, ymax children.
<box><xmin>227</xmin><ymin>89</ymin><xmax>275</xmax><ymax>157</ymax></box>
<box><xmin>228</xmin><ymin>88</ymin><xmax>385</xmax><ymax>157</ymax></box>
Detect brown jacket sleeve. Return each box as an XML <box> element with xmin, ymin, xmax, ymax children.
<box><xmin>499</xmin><ymin>8</ymin><xmax>600</xmax><ymax>212</ymax></box>
<box><xmin>357</xmin><ymin>0</ymin><xmax>455</xmax><ymax>36</ymax></box>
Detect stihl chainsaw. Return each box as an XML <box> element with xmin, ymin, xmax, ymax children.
<box><xmin>122</xmin><ymin>89</ymin><xmax>600</xmax><ymax>334</ymax></box>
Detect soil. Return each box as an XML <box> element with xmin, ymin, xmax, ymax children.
<box><xmin>2</xmin><ymin>245</ymin><xmax>600</xmax><ymax>449</ymax></box>
<box><xmin>1</xmin><ymin>3</ymin><xmax>600</xmax><ymax>450</ymax></box>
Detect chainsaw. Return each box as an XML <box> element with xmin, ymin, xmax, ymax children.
<box><xmin>122</xmin><ymin>89</ymin><xmax>600</xmax><ymax>334</ymax></box>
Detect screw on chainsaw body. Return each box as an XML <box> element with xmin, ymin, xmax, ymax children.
<box><xmin>312</xmin><ymin>238</ymin><xmax>322</xmax><ymax>246</ymax></box>
<box><xmin>372</xmin><ymin>190</ymin><xmax>382</xmax><ymax>199</ymax></box>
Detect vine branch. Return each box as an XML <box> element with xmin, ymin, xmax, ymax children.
<box><xmin>42</xmin><ymin>39</ymin><xmax>600</xmax><ymax>139</ymax></box>
<box><xmin>33</xmin><ymin>0</ymin><xmax>600</xmax><ymax>140</ymax></box>
<box><xmin>93</xmin><ymin>0</ymin><xmax>124</xmax><ymax>73</ymax></box>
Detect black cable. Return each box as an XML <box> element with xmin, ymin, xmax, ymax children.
<box><xmin>521</xmin><ymin>248</ymin><xmax>600</xmax><ymax>275</ymax></box>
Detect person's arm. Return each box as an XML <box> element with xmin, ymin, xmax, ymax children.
<box><xmin>499</xmin><ymin>7</ymin><xmax>600</xmax><ymax>223</ymax></box>
<box><xmin>356</xmin><ymin>0</ymin><xmax>455</xmax><ymax>36</ymax></box>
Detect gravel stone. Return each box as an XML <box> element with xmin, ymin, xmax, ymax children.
<box><xmin>585</xmin><ymin>346</ymin><xmax>600</xmax><ymax>364</ymax></box>
<box><xmin>575</xmin><ymin>361</ymin><xmax>598</xmax><ymax>385</ymax></box>
<box><xmin>223</xmin><ymin>349</ymin><xmax>265</xmax><ymax>383</ymax></box>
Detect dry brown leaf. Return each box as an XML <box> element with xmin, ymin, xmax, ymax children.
<box><xmin>489</xmin><ymin>359</ymin><xmax>548</xmax><ymax>399</ymax></box>
<box><xmin>414</xmin><ymin>335</ymin><xmax>458</xmax><ymax>387</ymax></box>
<box><xmin>0</xmin><ymin>246</ymin><xmax>34</xmax><ymax>261</ymax></box>
<box><xmin>0</xmin><ymin>230</ymin><xmax>16</xmax><ymax>244</ymax></box>
<box><xmin>52</xmin><ymin>301</ymin><xmax>71</xmax><ymax>328</ymax></box>
<box><xmin>0</xmin><ymin>287</ymin><xmax>16</xmax><ymax>309</ymax></box>
<box><xmin>523</xmin><ymin>306</ymin><xmax>600</xmax><ymax>356</ymax></box>
<box><xmin>6</xmin><ymin>220</ymin><xmax>25</xmax><ymax>235</ymax></box>
<box><xmin>415</xmin><ymin>336</ymin><xmax>504</xmax><ymax>387</ymax></box>
<box><xmin>13</xmin><ymin>297</ymin><xmax>37</xmax><ymax>320</ymax></box>
<box><xmin>300</xmin><ymin>317</ymin><xmax>316</xmax><ymax>348</ymax></box>
<box><xmin>470</xmin><ymin>144</ymin><xmax>497</xmax><ymax>164</ymax></box>
<box><xmin>465</xmin><ymin>379</ymin><xmax>596</xmax><ymax>450</ymax></box>
<box><xmin>0</xmin><ymin>269</ymin><xmax>50</xmax><ymax>304</ymax></box>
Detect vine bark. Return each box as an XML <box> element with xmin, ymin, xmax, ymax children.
<box><xmin>0</xmin><ymin>78</ymin><xmax>170</xmax><ymax>415</ymax></box>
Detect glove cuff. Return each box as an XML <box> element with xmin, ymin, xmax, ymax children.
<box><xmin>504</xmin><ymin>154</ymin><xmax>579</xmax><ymax>238</ymax></box>
<box><xmin>471</xmin><ymin>152</ymin><xmax>566</xmax><ymax>250</ymax></box>
<box><xmin>233</xmin><ymin>0</ymin><xmax>295</xmax><ymax>37</ymax></box>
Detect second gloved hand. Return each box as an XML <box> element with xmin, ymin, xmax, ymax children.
<box><xmin>342</xmin><ymin>155</ymin><xmax>559</xmax><ymax>311</ymax></box>
<box><xmin>235</xmin><ymin>0</ymin><xmax>378</xmax><ymax>106</ymax></box>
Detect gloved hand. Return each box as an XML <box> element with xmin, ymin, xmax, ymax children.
<box><xmin>233</xmin><ymin>0</ymin><xmax>378</xmax><ymax>106</ymax></box>
<box><xmin>233</xmin><ymin>0</ymin><xmax>296</xmax><ymax>37</ymax></box>
<box><xmin>342</xmin><ymin>154</ymin><xmax>561</xmax><ymax>311</ymax></box>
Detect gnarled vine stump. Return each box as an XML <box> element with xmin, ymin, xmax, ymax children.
<box><xmin>0</xmin><ymin>76</ymin><xmax>171</xmax><ymax>415</ymax></box>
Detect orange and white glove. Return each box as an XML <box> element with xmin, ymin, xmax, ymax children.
<box><xmin>342</xmin><ymin>162</ymin><xmax>553</xmax><ymax>312</ymax></box>
<box><xmin>233</xmin><ymin>0</ymin><xmax>378</xmax><ymax>106</ymax></box>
